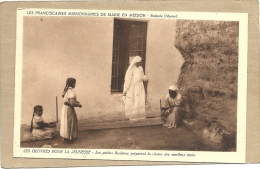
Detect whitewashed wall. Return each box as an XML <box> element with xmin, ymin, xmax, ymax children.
<box><xmin>21</xmin><ymin>16</ymin><xmax>183</xmax><ymax>125</ymax></box>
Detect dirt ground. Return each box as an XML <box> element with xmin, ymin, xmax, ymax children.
<box><xmin>21</xmin><ymin>119</ymin><xmax>221</xmax><ymax>151</ymax></box>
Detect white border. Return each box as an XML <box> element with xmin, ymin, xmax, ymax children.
<box><xmin>14</xmin><ymin>8</ymin><xmax>248</xmax><ymax>163</ymax></box>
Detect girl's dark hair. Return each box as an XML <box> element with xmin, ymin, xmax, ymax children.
<box><xmin>62</xmin><ymin>78</ymin><xmax>76</xmax><ymax>98</ymax></box>
<box><xmin>30</xmin><ymin>105</ymin><xmax>43</xmax><ymax>132</ymax></box>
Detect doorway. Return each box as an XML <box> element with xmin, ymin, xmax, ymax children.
<box><xmin>111</xmin><ymin>19</ymin><xmax>148</xmax><ymax>92</ymax></box>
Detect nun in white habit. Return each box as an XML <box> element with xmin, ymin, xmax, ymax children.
<box><xmin>123</xmin><ymin>56</ymin><xmax>148</xmax><ymax>121</ymax></box>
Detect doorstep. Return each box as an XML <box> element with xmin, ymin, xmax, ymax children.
<box><xmin>77</xmin><ymin>117</ymin><xmax>162</xmax><ymax>130</ymax></box>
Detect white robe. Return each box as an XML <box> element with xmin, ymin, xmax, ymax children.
<box><xmin>60</xmin><ymin>87</ymin><xmax>78</xmax><ymax>140</ymax></box>
<box><xmin>124</xmin><ymin>66</ymin><xmax>146</xmax><ymax>120</ymax></box>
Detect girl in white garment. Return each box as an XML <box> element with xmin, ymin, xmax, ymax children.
<box><xmin>123</xmin><ymin>56</ymin><xmax>148</xmax><ymax>121</ymax></box>
<box><xmin>30</xmin><ymin>105</ymin><xmax>56</xmax><ymax>140</ymax></box>
<box><xmin>161</xmin><ymin>85</ymin><xmax>185</xmax><ymax>128</ymax></box>
<box><xmin>60</xmin><ymin>78</ymin><xmax>82</xmax><ymax>144</ymax></box>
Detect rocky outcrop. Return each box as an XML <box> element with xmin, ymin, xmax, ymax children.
<box><xmin>175</xmin><ymin>20</ymin><xmax>238</xmax><ymax>150</ymax></box>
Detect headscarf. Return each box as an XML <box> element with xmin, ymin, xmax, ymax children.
<box><xmin>62</xmin><ymin>78</ymin><xmax>76</xmax><ymax>98</ymax></box>
<box><xmin>124</xmin><ymin>56</ymin><xmax>142</xmax><ymax>81</ymax></box>
<box><xmin>30</xmin><ymin>105</ymin><xmax>43</xmax><ymax>132</ymax></box>
<box><xmin>169</xmin><ymin>85</ymin><xmax>178</xmax><ymax>91</ymax></box>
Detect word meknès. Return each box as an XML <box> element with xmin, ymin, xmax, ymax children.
<box><xmin>150</xmin><ymin>14</ymin><xmax>163</xmax><ymax>18</ymax></box>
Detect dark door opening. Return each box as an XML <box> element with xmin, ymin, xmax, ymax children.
<box><xmin>111</xmin><ymin>19</ymin><xmax>147</xmax><ymax>92</ymax></box>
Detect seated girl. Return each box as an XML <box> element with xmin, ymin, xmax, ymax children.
<box><xmin>30</xmin><ymin>105</ymin><xmax>56</xmax><ymax>140</ymax></box>
<box><xmin>161</xmin><ymin>85</ymin><xmax>186</xmax><ymax>128</ymax></box>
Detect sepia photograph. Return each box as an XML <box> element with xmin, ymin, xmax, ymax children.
<box><xmin>13</xmin><ymin>9</ymin><xmax>247</xmax><ymax>163</ymax></box>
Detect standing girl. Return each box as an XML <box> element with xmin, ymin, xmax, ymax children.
<box><xmin>60</xmin><ymin>78</ymin><xmax>82</xmax><ymax>143</ymax></box>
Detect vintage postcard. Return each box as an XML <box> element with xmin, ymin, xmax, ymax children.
<box><xmin>13</xmin><ymin>8</ymin><xmax>248</xmax><ymax>163</ymax></box>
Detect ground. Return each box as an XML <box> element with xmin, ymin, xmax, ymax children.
<box><xmin>21</xmin><ymin>118</ymin><xmax>221</xmax><ymax>151</ymax></box>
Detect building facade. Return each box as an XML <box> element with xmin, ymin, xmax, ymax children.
<box><xmin>21</xmin><ymin>16</ymin><xmax>183</xmax><ymax>125</ymax></box>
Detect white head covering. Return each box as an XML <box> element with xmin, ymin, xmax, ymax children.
<box><xmin>123</xmin><ymin>56</ymin><xmax>143</xmax><ymax>93</ymax></box>
<box><xmin>134</xmin><ymin>56</ymin><xmax>142</xmax><ymax>62</ymax></box>
<box><xmin>169</xmin><ymin>85</ymin><xmax>178</xmax><ymax>91</ymax></box>
<box><xmin>125</xmin><ymin>56</ymin><xmax>142</xmax><ymax>80</ymax></box>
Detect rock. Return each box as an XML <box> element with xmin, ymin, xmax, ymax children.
<box><xmin>42</xmin><ymin>144</ymin><xmax>52</xmax><ymax>148</ymax></box>
<box><xmin>21</xmin><ymin>133</ymin><xmax>32</xmax><ymax>142</ymax></box>
<box><xmin>209</xmin><ymin>131</ymin><xmax>222</xmax><ymax>143</ymax></box>
<box><xmin>203</xmin><ymin>121</ymin><xmax>225</xmax><ymax>143</ymax></box>
<box><xmin>175</xmin><ymin>20</ymin><xmax>238</xmax><ymax>140</ymax></box>
<box><xmin>182</xmin><ymin>119</ymin><xmax>187</xmax><ymax>123</ymax></box>
<box><xmin>202</xmin><ymin>128</ymin><xmax>210</xmax><ymax>138</ymax></box>
<box><xmin>203</xmin><ymin>127</ymin><xmax>223</xmax><ymax>143</ymax></box>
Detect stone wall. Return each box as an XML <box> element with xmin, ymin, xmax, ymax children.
<box><xmin>175</xmin><ymin>20</ymin><xmax>239</xmax><ymax>132</ymax></box>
